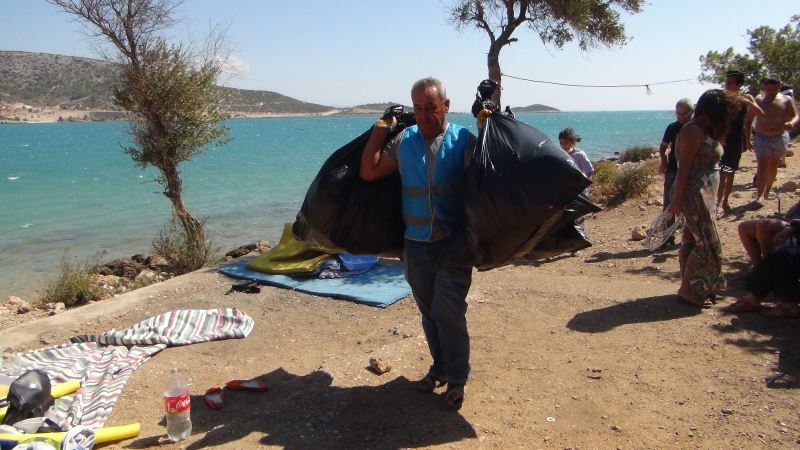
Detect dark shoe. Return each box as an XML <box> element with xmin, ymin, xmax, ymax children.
<box><xmin>415</xmin><ymin>375</ymin><xmax>446</xmax><ymax>393</ymax></box>
<box><xmin>444</xmin><ymin>384</ymin><xmax>465</xmax><ymax>410</ymax></box>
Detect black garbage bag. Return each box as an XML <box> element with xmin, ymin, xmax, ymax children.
<box><xmin>293</xmin><ymin>108</ymin><xmax>415</xmax><ymax>255</ymax></box>
<box><xmin>446</xmin><ymin>112</ymin><xmax>599</xmax><ymax>269</ymax></box>
<box><xmin>524</xmin><ymin>193</ymin><xmax>602</xmax><ymax>260</ymax></box>
<box><xmin>2</xmin><ymin>369</ymin><xmax>54</xmax><ymax>426</ymax></box>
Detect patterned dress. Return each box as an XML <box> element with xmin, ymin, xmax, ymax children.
<box><xmin>675</xmin><ymin>134</ymin><xmax>726</xmax><ymax>298</ymax></box>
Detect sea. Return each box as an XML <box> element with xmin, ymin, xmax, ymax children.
<box><xmin>0</xmin><ymin>110</ymin><xmax>673</xmax><ymax>298</ymax></box>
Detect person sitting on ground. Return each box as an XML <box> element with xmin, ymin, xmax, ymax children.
<box><xmin>735</xmin><ymin>199</ymin><xmax>800</xmax><ymax>278</ymax></box>
<box><xmin>558</xmin><ymin>128</ymin><xmax>594</xmax><ymax>179</ymax></box>
<box><xmin>726</xmin><ymin>219</ymin><xmax>800</xmax><ymax>317</ymax></box>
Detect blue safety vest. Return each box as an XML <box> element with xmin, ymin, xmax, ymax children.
<box><xmin>397</xmin><ymin>124</ymin><xmax>471</xmax><ymax>241</ymax></box>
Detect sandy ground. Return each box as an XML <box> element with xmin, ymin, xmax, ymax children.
<box><xmin>2</xmin><ymin>146</ymin><xmax>800</xmax><ymax>449</ymax></box>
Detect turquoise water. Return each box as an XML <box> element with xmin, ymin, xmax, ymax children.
<box><xmin>0</xmin><ymin>111</ymin><xmax>672</xmax><ymax>297</ymax></box>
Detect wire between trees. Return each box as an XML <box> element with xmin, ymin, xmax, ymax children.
<box><xmin>502</xmin><ymin>73</ymin><xmax>695</xmax><ymax>95</ymax></box>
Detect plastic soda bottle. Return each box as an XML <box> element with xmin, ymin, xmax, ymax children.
<box><xmin>164</xmin><ymin>367</ymin><xmax>192</xmax><ymax>441</ymax></box>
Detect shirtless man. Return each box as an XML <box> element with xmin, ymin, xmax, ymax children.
<box><xmin>747</xmin><ymin>75</ymin><xmax>799</xmax><ymax>206</ymax></box>
<box><xmin>716</xmin><ymin>70</ymin><xmax>763</xmax><ymax>217</ymax></box>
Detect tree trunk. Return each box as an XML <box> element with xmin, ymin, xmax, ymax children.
<box><xmin>487</xmin><ymin>43</ymin><xmax>503</xmax><ymax>108</ymax></box>
<box><xmin>161</xmin><ymin>165</ymin><xmax>203</xmax><ymax>248</ymax></box>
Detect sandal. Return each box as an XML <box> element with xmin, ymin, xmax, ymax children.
<box><xmin>762</xmin><ymin>303</ymin><xmax>800</xmax><ymax>319</ymax></box>
<box><xmin>204</xmin><ymin>385</ymin><xmax>224</xmax><ymax>410</ymax></box>
<box><xmin>725</xmin><ymin>297</ymin><xmax>762</xmax><ymax>313</ymax></box>
<box><xmin>415</xmin><ymin>375</ymin><xmax>446</xmax><ymax>393</ymax></box>
<box><xmin>444</xmin><ymin>384</ymin><xmax>465</xmax><ymax>411</ymax></box>
<box><xmin>226</xmin><ymin>377</ymin><xmax>270</xmax><ymax>392</ymax></box>
<box><xmin>677</xmin><ymin>294</ymin><xmax>712</xmax><ymax>309</ymax></box>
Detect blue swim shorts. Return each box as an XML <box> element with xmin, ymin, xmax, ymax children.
<box><xmin>753</xmin><ymin>132</ymin><xmax>789</xmax><ymax>157</ymax></box>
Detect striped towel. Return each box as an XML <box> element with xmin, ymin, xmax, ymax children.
<box><xmin>0</xmin><ymin>308</ymin><xmax>254</xmax><ymax>429</ymax></box>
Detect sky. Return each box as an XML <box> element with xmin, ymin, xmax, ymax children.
<box><xmin>2</xmin><ymin>1</ymin><xmax>797</xmax><ymax>112</ymax></box>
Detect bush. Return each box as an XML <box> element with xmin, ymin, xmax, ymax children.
<box><xmin>589</xmin><ymin>160</ymin><xmax>657</xmax><ymax>206</ymax></box>
<box><xmin>152</xmin><ymin>217</ymin><xmax>216</xmax><ymax>275</ymax></box>
<box><xmin>618</xmin><ymin>145</ymin><xmax>656</xmax><ymax>163</ymax></box>
<box><xmin>40</xmin><ymin>253</ymin><xmax>103</xmax><ymax>307</ymax></box>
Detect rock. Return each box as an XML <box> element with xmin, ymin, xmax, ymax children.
<box><xmin>779</xmin><ymin>180</ymin><xmax>799</xmax><ymax>192</ymax></box>
<box><xmin>653</xmin><ymin>198</ymin><xmax>663</xmax><ymax>206</ymax></box>
<box><xmin>94</xmin><ymin>274</ymin><xmax>123</xmax><ymax>286</ymax></box>
<box><xmin>135</xmin><ymin>269</ymin><xmax>158</xmax><ymax>281</ymax></box>
<box><xmin>146</xmin><ymin>254</ymin><xmax>170</xmax><ymax>269</ymax></box>
<box><xmin>17</xmin><ymin>304</ymin><xmax>31</xmax><ymax>314</ymax></box>
<box><xmin>225</xmin><ymin>246</ymin><xmax>253</xmax><ymax>259</ymax></box>
<box><xmin>4</xmin><ymin>295</ymin><xmax>27</xmax><ymax>309</ymax></box>
<box><xmin>39</xmin><ymin>333</ymin><xmax>57</xmax><ymax>345</ymax></box>
<box><xmin>638</xmin><ymin>205</ymin><xmax>647</xmax><ymax>211</ymax></box>
<box><xmin>611</xmin><ymin>424</ymin><xmax>621</xmax><ymax>432</ymax></box>
<box><xmin>631</xmin><ymin>226</ymin><xmax>647</xmax><ymax>241</ymax></box>
<box><xmin>131</xmin><ymin>254</ymin><xmax>147</xmax><ymax>264</ymax></box>
<box><xmin>255</xmin><ymin>240</ymin><xmax>271</xmax><ymax>253</ymax></box>
<box><xmin>721</xmin><ymin>407</ymin><xmax>734</xmax><ymax>415</ymax></box>
<box><xmin>47</xmin><ymin>302</ymin><xmax>66</xmax><ymax>316</ymax></box>
<box><xmin>368</xmin><ymin>356</ymin><xmax>391</xmax><ymax>375</ymax></box>
<box><xmin>102</xmin><ymin>258</ymin><xmax>145</xmax><ymax>279</ymax></box>
<box><xmin>786</xmin><ymin>149</ymin><xmax>795</xmax><ymax>157</ymax></box>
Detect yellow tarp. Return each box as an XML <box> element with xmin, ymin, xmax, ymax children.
<box><xmin>246</xmin><ymin>223</ymin><xmax>342</xmax><ymax>275</ymax></box>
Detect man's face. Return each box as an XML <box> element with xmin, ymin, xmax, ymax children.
<box><xmin>724</xmin><ymin>76</ymin><xmax>741</xmax><ymax>93</ymax></box>
<box><xmin>675</xmin><ymin>105</ymin><xmax>693</xmax><ymax>124</ymax></box>
<box><xmin>412</xmin><ymin>86</ymin><xmax>449</xmax><ymax>139</ymax></box>
<box><xmin>762</xmin><ymin>83</ymin><xmax>780</xmax><ymax>100</ymax></box>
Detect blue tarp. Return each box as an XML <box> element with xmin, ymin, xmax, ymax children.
<box><xmin>219</xmin><ymin>259</ymin><xmax>411</xmax><ymax>308</ymax></box>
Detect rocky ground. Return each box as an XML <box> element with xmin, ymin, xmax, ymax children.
<box><xmin>2</xmin><ymin>145</ymin><xmax>800</xmax><ymax>449</ymax></box>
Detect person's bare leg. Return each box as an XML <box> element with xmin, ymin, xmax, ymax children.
<box><xmin>716</xmin><ymin>171</ymin><xmax>734</xmax><ymax>216</ymax></box>
<box><xmin>754</xmin><ymin>153</ymin><xmax>769</xmax><ymax>203</ymax></box>
<box><xmin>755</xmin><ymin>219</ymin><xmax>788</xmax><ymax>258</ymax></box>
<box><xmin>738</xmin><ymin>220</ymin><xmax>761</xmax><ymax>266</ymax></box>
<box><xmin>762</xmin><ymin>153</ymin><xmax>781</xmax><ymax>199</ymax></box>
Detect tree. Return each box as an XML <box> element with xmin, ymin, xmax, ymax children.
<box><xmin>448</xmin><ymin>0</ymin><xmax>644</xmax><ymax>107</ymax></box>
<box><xmin>49</xmin><ymin>0</ymin><xmax>230</xmax><ymax>272</ymax></box>
<box><xmin>699</xmin><ymin>16</ymin><xmax>800</xmax><ymax>94</ymax></box>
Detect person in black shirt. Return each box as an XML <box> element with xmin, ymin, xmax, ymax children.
<box><xmin>657</xmin><ymin>98</ymin><xmax>693</xmax><ymax>247</ymax></box>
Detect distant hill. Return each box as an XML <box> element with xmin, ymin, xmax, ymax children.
<box><xmin>0</xmin><ymin>51</ymin><xmax>335</xmax><ymax>114</ymax></box>
<box><xmin>512</xmin><ymin>104</ymin><xmax>560</xmax><ymax>113</ymax></box>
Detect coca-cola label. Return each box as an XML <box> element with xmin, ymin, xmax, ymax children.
<box><xmin>164</xmin><ymin>392</ymin><xmax>191</xmax><ymax>413</ymax></box>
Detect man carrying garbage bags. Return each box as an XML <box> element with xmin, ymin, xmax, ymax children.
<box><xmin>360</xmin><ymin>77</ymin><xmax>476</xmax><ymax>410</ymax></box>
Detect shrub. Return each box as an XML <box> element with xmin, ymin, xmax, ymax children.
<box><xmin>618</xmin><ymin>145</ymin><xmax>656</xmax><ymax>163</ymax></box>
<box><xmin>588</xmin><ymin>161</ymin><xmax>619</xmax><ymax>202</ymax></box>
<box><xmin>40</xmin><ymin>253</ymin><xmax>103</xmax><ymax>307</ymax></box>
<box><xmin>609</xmin><ymin>163</ymin><xmax>657</xmax><ymax>205</ymax></box>
<box><xmin>152</xmin><ymin>217</ymin><xmax>216</xmax><ymax>275</ymax></box>
<box><xmin>589</xmin><ymin>160</ymin><xmax>657</xmax><ymax>206</ymax></box>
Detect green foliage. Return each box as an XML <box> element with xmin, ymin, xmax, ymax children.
<box><xmin>39</xmin><ymin>253</ymin><xmax>103</xmax><ymax>307</ymax></box>
<box><xmin>116</xmin><ymin>41</ymin><xmax>230</xmax><ymax>171</ymax></box>
<box><xmin>699</xmin><ymin>16</ymin><xmax>800</xmax><ymax>93</ymax></box>
<box><xmin>590</xmin><ymin>160</ymin><xmax>656</xmax><ymax>205</ymax></box>
<box><xmin>449</xmin><ymin>0</ymin><xmax>644</xmax><ymax>106</ymax></box>
<box><xmin>152</xmin><ymin>217</ymin><xmax>216</xmax><ymax>275</ymax></box>
<box><xmin>618</xmin><ymin>145</ymin><xmax>655</xmax><ymax>163</ymax></box>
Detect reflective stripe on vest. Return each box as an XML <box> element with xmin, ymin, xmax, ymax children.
<box><xmin>397</xmin><ymin>124</ymin><xmax>470</xmax><ymax>241</ymax></box>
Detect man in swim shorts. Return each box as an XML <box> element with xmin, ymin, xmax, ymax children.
<box><xmin>747</xmin><ymin>75</ymin><xmax>799</xmax><ymax>206</ymax></box>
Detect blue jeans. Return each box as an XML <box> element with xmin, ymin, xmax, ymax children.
<box><xmin>403</xmin><ymin>238</ymin><xmax>472</xmax><ymax>385</ymax></box>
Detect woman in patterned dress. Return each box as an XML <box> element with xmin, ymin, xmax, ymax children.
<box><xmin>668</xmin><ymin>89</ymin><xmax>738</xmax><ymax>308</ymax></box>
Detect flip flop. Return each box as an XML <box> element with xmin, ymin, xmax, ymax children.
<box><xmin>725</xmin><ymin>297</ymin><xmax>762</xmax><ymax>313</ymax></box>
<box><xmin>225</xmin><ymin>377</ymin><xmax>270</xmax><ymax>392</ymax></box>
<box><xmin>204</xmin><ymin>385</ymin><xmax>224</xmax><ymax>410</ymax></box>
